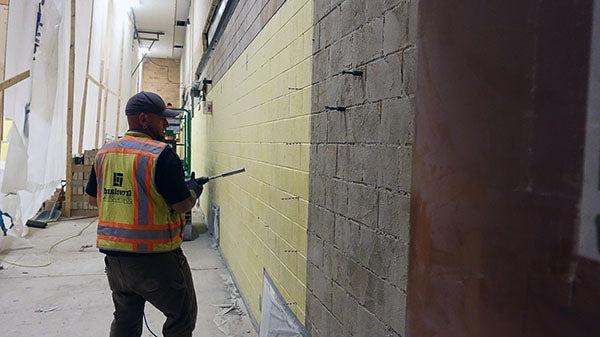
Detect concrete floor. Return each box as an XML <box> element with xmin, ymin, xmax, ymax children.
<box><xmin>0</xmin><ymin>217</ymin><xmax>257</xmax><ymax>337</ymax></box>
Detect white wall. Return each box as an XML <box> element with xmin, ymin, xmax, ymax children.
<box><xmin>180</xmin><ymin>0</ymin><xmax>212</xmax><ymax>109</ymax></box>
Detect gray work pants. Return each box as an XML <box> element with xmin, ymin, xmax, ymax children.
<box><xmin>104</xmin><ymin>249</ymin><xmax>197</xmax><ymax>337</ymax></box>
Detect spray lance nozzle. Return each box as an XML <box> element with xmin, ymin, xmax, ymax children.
<box><xmin>192</xmin><ymin>167</ymin><xmax>246</xmax><ymax>186</ymax></box>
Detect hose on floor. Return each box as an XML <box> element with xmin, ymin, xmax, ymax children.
<box><xmin>0</xmin><ymin>217</ymin><xmax>98</xmax><ymax>268</ymax></box>
<box><xmin>143</xmin><ymin>312</ymin><xmax>160</xmax><ymax>337</ymax></box>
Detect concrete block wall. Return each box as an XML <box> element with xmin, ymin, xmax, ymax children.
<box><xmin>306</xmin><ymin>0</ymin><xmax>417</xmax><ymax>336</ymax></box>
<box><xmin>198</xmin><ymin>0</ymin><xmax>287</xmax><ymax>85</ymax></box>
<box><xmin>141</xmin><ymin>57</ymin><xmax>181</xmax><ymax>106</ymax></box>
<box><xmin>198</xmin><ymin>0</ymin><xmax>314</xmax><ymax>323</ymax></box>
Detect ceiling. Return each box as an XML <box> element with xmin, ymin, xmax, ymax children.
<box><xmin>131</xmin><ymin>0</ymin><xmax>191</xmax><ymax>59</ymax></box>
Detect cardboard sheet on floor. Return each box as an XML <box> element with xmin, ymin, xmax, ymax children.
<box><xmin>259</xmin><ymin>271</ymin><xmax>307</xmax><ymax>337</ymax></box>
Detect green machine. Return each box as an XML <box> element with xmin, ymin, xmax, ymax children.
<box><xmin>165</xmin><ymin>108</ymin><xmax>192</xmax><ymax>178</ymax></box>
<box><xmin>165</xmin><ymin>108</ymin><xmax>194</xmax><ymax>240</ymax></box>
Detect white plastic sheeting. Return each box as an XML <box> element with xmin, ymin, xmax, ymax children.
<box><xmin>0</xmin><ymin>0</ymin><xmax>140</xmax><ymax>249</ymax></box>
<box><xmin>259</xmin><ymin>272</ymin><xmax>307</xmax><ymax>337</ymax></box>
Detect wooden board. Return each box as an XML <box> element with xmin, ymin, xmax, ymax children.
<box><xmin>64</xmin><ymin>0</ymin><xmax>76</xmax><ymax>217</ymax></box>
<box><xmin>0</xmin><ymin>70</ymin><xmax>30</xmax><ymax>91</ymax></box>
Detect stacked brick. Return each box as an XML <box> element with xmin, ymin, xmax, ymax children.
<box><xmin>306</xmin><ymin>0</ymin><xmax>417</xmax><ymax>336</ymax></box>
<box><xmin>142</xmin><ymin>58</ymin><xmax>181</xmax><ymax>106</ymax></box>
<box><xmin>70</xmin><ymin>149</ymin><xmax>98</xmax><ymax>217</ymax></box>
<box><xmin>40</xmin><ymin>187</ymin><xmax>64</xmax><ymax>213</ymax></box>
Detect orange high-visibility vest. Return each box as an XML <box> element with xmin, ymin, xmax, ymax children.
<box><xmin>94</xmin><ymin>131</ymin><xmax>185</xmax><ymax>253</ymax></box>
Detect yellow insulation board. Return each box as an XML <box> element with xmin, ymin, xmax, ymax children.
<box><xmin>192</xmin><ymin>0</ymin><xmax>314</xmax><ymax>323</ymax></box>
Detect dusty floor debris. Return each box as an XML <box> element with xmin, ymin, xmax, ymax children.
<box><xmin>0</xmin><ymin>217</ymin><xmax>257</xmax><ymax>337</ymax></box>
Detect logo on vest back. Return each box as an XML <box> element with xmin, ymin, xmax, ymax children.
<box><xmin>103</xmin><ymin>172</ymin><xmax>132</xmax><ymax>204</ymax></box>
<box><xmin>113</xmin><ymin>172</ymin><xmax>123</xmax><ymax>187</ymax></box>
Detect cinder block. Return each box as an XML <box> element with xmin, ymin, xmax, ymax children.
<box><xmin>346</xmin><ymin>103</ymin><xmax>380</xmax><ymax>143</ymax></box>
<box><xmin>357</xmin><ymin>225</ymin><xmax>376</xmax><ymax>267</ymax></box>
<box><xmin>341</xmin><ymin>288</ymin><xmax>361</xmax><ymax>335</ymax></box>
<box><xmin>307</xmin><ymin>261</ymin><xmax>332</xmax><ymax>310</ymax></box>
<box><xmin>324</xmin><ymin>144</ymin><xmax>337</xmax><ymax>178</ymax></box>
<box><xmin>333</xmin><ymin>214</ymin><xmax>351</xmax><ymax>253</ymax></box>
<box><xmin>365</xmin><ymin>0</ymin><xmax>387</xmax><ymax>20</ymax></box>
<box><xmin>377</xmin><ymin>145</ymin><xmax>401</xmax><ymax>190</ymax></box>
<box><xmin>348</xmin><ymin>144</ymin><xmax>379</xmax><ymax>185</ymax></box>
<box><xmin>398</xmin><ymin>145</ymin><xmax>413</xmax><ymax>191</ymax></box>
<box><xmin>378</xmin><ymin>189</ymin><xmax>411</xmax><ymax>238</ymax></box>
<box><xmin>331</xmin><ymin>281</ymin><xmax>348</xmax><ymax>323</ymax></box>
<box><xmin>322</xmin><ymin>241</ymin><xmax>335</xmax><ymax>277</ymax></box>
<box><xmin>309</xmin><ymin>203</ymin><xmax>335</xmax><ymax>242</ymax></box>
<box><xmin>383</xmin><ymin>282</ymin><xmax>407</xmax><ymax>334</ymax></box>
<box><xmin>310</xmin><ymin>144</ymin><xmax>324</xmax><ymax>176</ymax></box>
<box><xmin>325</xmin><ymin>178</ymin><xmax>348</xmax><ymax>216</ymax></box>
<box><xmin>335</xmin><ymin>144</ymin><xmax>349</xmax><ymax>179</ymax></box>
<box><xmin>347</xmin><ymin>183</ymin><xmax>378</xmax><ymax>228</ymax></box>
<box><xmin>315</xmin><ymin>0</ymin><xmax>331</xmax><ymax>23</ymax></box>
<box><xmin>326</xmin><ymin>109</ymin><xmax>347</xmax><ymax>143</ymax></box>
<box><xmin>312</xmin><ymin>81</ymin><xmax>325</xmax><ymax>113</ymax></box>
<box><xmin>309</xmin><ymin>174</ymin><xmax>327</xmax><ymax>207</ymax></box>
<box><xmin>306</xmin><ymin>291</ymin><xmax>325</xmax><ymax>335</ymax></box>
<box><xmin>340</xmin><ymin>0</ymin><xmax>366</xmax><ymax>37</ymax></box>
<box><xmin>362</xmin><ymin>270</ymin><xmax>387</xmax><ymax>317</ymax></box>
<box><xmin>408</xmin><ymin>0</ymin><xmax>418</xmax><ymax>45</ymax></box>
<box><xmin>330</xmin><ymin>245</ymin><xmax>350</xmax><ymax>288</ymax></box>
<box><xmin>354</xmin><ymin>302</ymin><xmax>390</xmax><ymax>337</ymax></box>
<box><xmin>346</xmin><ymin>259</ymin><xmax>369</xmax><ymax>304</ymax></box>
<box><xmin>386</xmin><ymin>238</ymin><xmax>409</xmax><ymax>288</ymax></box>
<box><xmin>380</xmin><ymin>96</ymin><xmax>415</xmax><ymax>144</ymax></box>
<box><xmin>319</xmin><ymin>6</ymin><xmax>341</xmax><ymax>49</ymax></box>
<box><xmin>402</xmin><ymin>47</ymin><xmax>417</xmax><ymax>96</ymax></box>
<box><xmin>366</xmin><ymin>53</ymin><xmax>403</xmax><ymax>102</ymax></box>
<box><xmin>324</xmin><ymin>307</ymin><xmax>346</xmax><ymax>337</ymax></box>
<box><xmin>333</xmin><ymin>34</ymin><xmax>358</xmax><ymax>74</ymax></box>
<box><xmin>311</xmin><ymin>112</ymin><xmax>328</xmax><ymax>143</ymax></box>
<box><xmin>308</xmin><ymin>231</ymin><xmax>324</xmax><ymax>267</ymax></box>
<box><xmin>383</xmin><ymin>1</ymin><xmax>410</xmax><ymax>55</ymax></box>
<box><xmin>322</xmin><ymin>76</ymin><xmax>342</xmax><ymax>108</ymax></box>
<box><xmin>354</xmin><ymin>16</ymin><xmax>384</xmax><ymax>66</ymax></box>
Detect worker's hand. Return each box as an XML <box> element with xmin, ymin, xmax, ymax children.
<box><xmin>195</xmin><ymin>176</ymin><xmax>210</xmax><ymax>185</ymax></box>
<box><xmin>186</xmin><ymin>172</ymin><xmax>203</xmax><ymax>199</ymax></box>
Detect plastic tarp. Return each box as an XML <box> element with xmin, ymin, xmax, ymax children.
<box><xmin>0</xmin><ymin>0</ymin><xmax>139</xmax><ymax>250</ymax></box>
<box><xmin>1</xmin><ymin>0</ymin><xmax>65</xmax><ymax>243</ymax></box>
<box><xmin>259</xmin><ymin>271</ymin><xmax>307</xmax><ymax>337</ymax></box>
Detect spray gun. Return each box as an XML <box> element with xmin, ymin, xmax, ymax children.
<box><xmin>193</xmin><ymin>167</ymin><xmax>246</xmax><ymax>186</ymax></box>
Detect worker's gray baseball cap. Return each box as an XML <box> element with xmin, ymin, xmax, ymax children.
<box><xmin>125</xmin><ymin>91</ymin><xmax>180</xmax><ymax>118</ymax></box>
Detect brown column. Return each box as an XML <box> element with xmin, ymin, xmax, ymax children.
<box><xmin>408</xmin><ymin>1</ymin><xmax>599</xmax><ymax>337</ymax></box>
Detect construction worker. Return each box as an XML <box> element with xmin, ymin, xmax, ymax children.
<box><xmin>85</xmin><ymin>91</ymin><xmax>203</xmax><ymax>337</ymax></box>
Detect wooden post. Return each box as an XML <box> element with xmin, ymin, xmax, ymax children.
<box><xmin>114</xmin><ymin>25</ymin><xmax>125</xmax><ymax>136</ymax></box>
<box><xmin>94</xmin><ymin>60</ymin><xmax>104</xmax><ymax>148</ymax></box>
<box><xmin>0</xmin><ymin>0</ymin><xmax>9</xmax><ymax>159</ymax></box>
<box><xmin>99</xmin><ymin>72</ymin><xmax>109</xmax><ymax>145</ymax></box>
<box><xmin>99</xmin><ymin>0</ymin><xmax>113</xmax><ymax>146</ymax></box>
<box><xmin>0</xmin><ymin>70</ymin><xmax>29</xmax><ymax>91</ymax></box>
<box><xmin>77</xmin><ymin>0</ymin><xmax>94</xmax><ymax>154</ymax></box>
<box><xmin>64</xmin><ymin>0</ymin><xmax>76</xmax><ymax>217</ymax></box>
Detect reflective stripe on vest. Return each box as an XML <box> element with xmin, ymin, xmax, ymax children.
<box><xmin>95</xmin><ymin>131</ymin><xmax>185</xmax><ymax>253</ymax></box>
